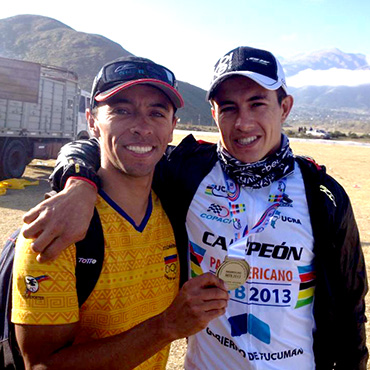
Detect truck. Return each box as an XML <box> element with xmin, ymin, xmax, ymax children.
<box><xmin>0</xmin><ymin>56</ymin><xmax>90</xmax><ymax>180</ymax></box>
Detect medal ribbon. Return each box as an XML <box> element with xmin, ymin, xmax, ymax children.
<box><xmin>226</xmin><ymin>175</ymin><xmax>289</xmax><ymax>260</ymax></box>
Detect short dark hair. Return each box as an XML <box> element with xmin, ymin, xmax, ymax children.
<box><xmin>276</xmin><ymin>87</ymin><xmax>287</xmax><ymax>106</ymax></box>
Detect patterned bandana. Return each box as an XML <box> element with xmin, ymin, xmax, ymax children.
<box><xmin>217</xmin><ymin>134</ymin><xmax>295</xmax><ymax>189</ymax></box>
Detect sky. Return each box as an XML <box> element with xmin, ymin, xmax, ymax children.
<box><xmin>2</xmin><ymin>0</ymin><xmax>370</xmax><ymax>90</ymax></box>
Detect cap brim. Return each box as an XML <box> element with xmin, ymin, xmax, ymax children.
<box><xmin>206</xmin><ymin>71</ymin><xmax>287</xmax><ymax>100</ymax></box>
<box><xmin>95</xmin><ymin>79</ymin><xmax>184</xmax><ymax>109</ymax></box>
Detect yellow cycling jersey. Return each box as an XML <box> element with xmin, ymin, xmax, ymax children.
<box><xmin>12</xmin><ymin>190</ymin><xmax>179</xmax><ymax>369</ymax></box>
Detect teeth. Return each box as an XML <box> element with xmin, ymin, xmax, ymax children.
<box><xmin>238</xmin><ymin>136</ymin><xmax>257</xmax><ymax>145</ymax></box>
<box><xmin>126</xmin><ymin>145</ymin><xmax>153</xmax><ymax>154</ymax></box>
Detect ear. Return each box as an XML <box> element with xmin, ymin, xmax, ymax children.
<box><xmin>86</xmin><ymin>108</ymin><xmax>100</xmax><ymax>138</ymax></box>
<box><xmin>280</xmin><ymin>95</ymin><xmax>294</xmax><ymax>123</ymax></box>
<box><xmin>167</xmin><ymin>116</ymin><xmax>178</xmax><ymax>143</ymax></box>
<box><xmin>211</xmin><ymin>106</ymin><xmax>220</xmax><ymax>130</ymax></box>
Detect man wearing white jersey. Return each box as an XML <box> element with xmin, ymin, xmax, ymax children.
<box><xmin>23</xmin><ymin>47</ymin><xmax>368</xmax><ymax>369</ymax></box>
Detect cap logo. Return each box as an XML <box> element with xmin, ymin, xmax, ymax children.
<box><xmin>247</xmin><ymin>57</ymin><xmax>271</xmax><ymax>66</ymax></box>
<box><xmin>213</xmin><ymin>52</ymin><xmax>234</xmax><ymax>80</ymax></box>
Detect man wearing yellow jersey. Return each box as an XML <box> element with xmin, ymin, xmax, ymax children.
<box><xmin>12</xmin><ymin>56</ymin><xmax>229</xmax><ymax>370</ymax></box>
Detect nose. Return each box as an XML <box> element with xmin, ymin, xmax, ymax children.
<box><xmin>130</xmin><ymin>113</ymin><xmax>153</xmax><ymax>136</ymax></box>
<box><xmin>234</xmin><ymin>109</ymin><xmax>254</xmax><ymax>132</ymax></box>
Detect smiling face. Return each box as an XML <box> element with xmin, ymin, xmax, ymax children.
<box><xmin>88</xmin><ymin>84</ymin><xmax>176</xmax><ymax>180</ymax></box>
<box><xmin>211</xmin><ymin>76</ymin><xmax>293</xmax><ymax>163</ymax></box>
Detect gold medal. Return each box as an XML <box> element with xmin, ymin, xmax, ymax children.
<box><xmin>216</xmin><ymin>257</ymin><xmax>250</xmax><ymax>290</ymax></box>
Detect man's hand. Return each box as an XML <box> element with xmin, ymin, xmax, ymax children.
<box><xmin>22</xmin><ymin>179</ymin><xmax>97</xmax><ymax>262</ymax></box>
<box><xmin>160</xmin><ymin>272</ymin><xmax>229</xmax><ymax>340</ymax></box>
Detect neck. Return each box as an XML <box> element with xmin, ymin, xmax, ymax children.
<box><xmin>98</xmin><ymin>166</ymin><xmax>153</xmax><ymax>226</ymax></box>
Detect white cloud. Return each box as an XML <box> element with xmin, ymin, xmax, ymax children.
<box><xmin>287</xmin><ymin>68</ymin><xmax>370</xmax><ymax>87</ymax></box>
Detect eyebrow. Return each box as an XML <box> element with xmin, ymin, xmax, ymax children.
<box><xmin>217</xmin><ymin>94</ymin><xmax>268</xmax><ymax>106</ymax></box>
<box><xmin>108</xmin><ymin>99</ymin><xmax>171</xmax><ymax>111</ymax></box>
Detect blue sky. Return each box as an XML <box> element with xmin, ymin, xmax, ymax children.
<box><xmin>2</xmin><ymin>0</ymin><xmax>370</xmax><ymax>89</ymax></box>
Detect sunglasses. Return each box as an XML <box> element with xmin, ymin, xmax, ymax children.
<box><xmin>105</xmin><ymin>61</ymin><xmax>176</xmax><ymax>87</ymax></box>
<box><xmin>90</xmin><ymin>60</ymin><xmax>179</xmax><ymax>109</ymax></box>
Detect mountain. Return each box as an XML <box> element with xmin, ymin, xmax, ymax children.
<box><xmin>282</xmin><ymin>48</ymin><xmax>370</xmax><ymax>77</ymax></box>
<box><xmin>0</xmin><ymin>14</ymin><xmax>213</xmax><ymax>126</ymax></box>
<box><xmin>177</xmin><ymin>81</ymin><xmax>214</xmax><ymax>125</ymax></box>
<box><xmin>0</xmin><ymin>15</ymin><xmax>133</xmax><ymax>91</ymax></box>
<box><xmin>0</xmin><ymin>14</ymin><xmax>369</xmax><ymax>131</ymax></box>
<box><xmin>281</xmin><ymin>49</ymin><xmax>370</xmax><ymax>130</ymax></box>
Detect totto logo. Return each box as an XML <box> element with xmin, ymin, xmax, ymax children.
<box><xmin>78</xmin><ymin>258</ymin><xmax>97</xmax><ymax>264</ymax></box>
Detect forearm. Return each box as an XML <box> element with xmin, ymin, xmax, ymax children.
<box><xmin>26</xmin><ymin>314</ymin><xmax>173</xmax><ymax>370</ymax></box>
<box><xmin>20</xmin><ymin>273</ymin><xmax>229</xmax><ymax>370</ymax></box>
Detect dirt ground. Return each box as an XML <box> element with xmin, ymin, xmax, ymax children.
<box><xmin>1</xmin><ymin>134</ymin><xmax>369</xmax><ymax>369</ymax></box>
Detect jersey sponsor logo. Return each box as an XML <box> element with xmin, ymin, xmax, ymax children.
<box><xmin>246</xmin><ymin>241</ymin><xmax>303</xmax><ymax>261</ymax></box>
<box><xmin>233</xmin><ymin>218</ymin><xmax>242</xmax><ymax>230</ymax></box>
<box><xmin>281</xmin><ymin>216</ymin><xmax>302</xmax><ymax>224</ymax></box>
<box><xmin>206</xmin><ymin>325</ymin><xmax>305</xmax><ymax>360</ymax></box>
<box><xmin>200</xmin><ymin>213</ymin><xmax>233</xmax><ymax>224</ymax></box>
<box><xmin>205</xmin><ymin>326</ymin><xmax>246</xmax><ymax>358</ymax></box>
<box><xmin>203</xmin><ymin>233</ymin><xmax>303</xmax><ymax>262</ymax></box>
<box><xmin>202</xmin><ymin>231</ymin><xmax>232</xmax><ymax>251</ymax></box>
<box><xmin>320</xmin><ymin>185</ymin><xmax>337</xmax><ymax>207</ymax></box>
<box><xmin>77</xmin><ymin>257</ymin><xmax>97</xmax><ymax>264</ymax></box>
<box><xmin>24</xmin><ymin>275</ymin><xmax>50</xmax><ymax>297</ymax></box>
<box><xmin>205</xmin><ymin>179</ymin><xmax>240</xmax><ymax>201</ymax></box>
<box><xmin>247</xmin><ymin>347</ymin><xmax>304</xmax><ymax>361</ymax></box>
<box><xmin>207</xmin><ymin>203</ymin><xmax>230</xmax><ymax>217</ymax></box>
<box><xmin>231</xmin><ymin>284</ymin><xmax>292</xmax><ymax>308</ymax></box>
<box><xmin>209</xmin><ymin>257</ymin><xmax>293</xmax><ymax>283</ymax></box>
<box><xmin>209</xmin><ymin>256</ymin><xmax>295</xmax><ymax>309</ymax></box>
<box><xmin>271</xmin><ymin>211</ymin><xmax>302</xmax><ymax>228</ymax></box>
<box><xmin>228</xmin><ymin>312</ymin><xmax>271</xmax><ymax>344</ymax></box>
<box><xmin>201</xmin><ymin>203</ymin><xmax>234</xmax><ymax>224</ymax></box>
<box><xmin>229</xmin><ymin>203</ymin><xmax>246</xmax><ymax>215</ymax></box>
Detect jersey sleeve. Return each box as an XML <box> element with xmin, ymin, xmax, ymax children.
<box><xmin>12</xmin><ymin>228</ymin><xmax>79</xmax><ymax>325</ymax></box>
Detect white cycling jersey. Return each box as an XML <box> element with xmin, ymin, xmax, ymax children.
<box><xmin>185</xmin><ymin>161</ymin><xmax>316</xmax><ymax>370</ymax></box>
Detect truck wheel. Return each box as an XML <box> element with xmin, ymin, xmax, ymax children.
<box><xmin>0</xmin><ymin>140</ymin><xmax>27</xmax><ymax>179</ymax></box>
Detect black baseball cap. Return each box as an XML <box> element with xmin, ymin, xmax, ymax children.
<box><xmin>90</xmin><ymin>56</ymin><xmax>184</xmax><ymax>109</ymax></box>
<box><xmin>207</xmin><ymin>46</ymin><xmax>288</xmax><ymax>100</ymax></box>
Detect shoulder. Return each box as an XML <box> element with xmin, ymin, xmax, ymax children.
<box><xmin>295</xmin><ymin>155</ymin><xmax>346</xmax><ymax>195</ymax></box>
<box><xmin>14</xmin><ymin>228</ymin><xmax>76</xmax><ymax>272</ymax></box>
<box><xmin>166</xmin><ymin>134</ymin><xmax>217</xmax><ymax>158</ymax></box>
<box><xmin>295</xmin><ymin>155</ymin><xmax>350</xmax><ymax>217</ymax></box>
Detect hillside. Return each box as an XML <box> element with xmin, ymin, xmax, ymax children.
<box><xmin>0</xmin><ymin>14</ymin><xmax>132</xmax><ymax>90</ymax></box>
<box><xmin>0</xmin><ymin>14</ymin><xmax>369</xmax><ymax>131</ymax></box>
<box><xmin>0</xmin><ymin>14</ymin><xmax>213</xmax><ymax>126</ymax></box>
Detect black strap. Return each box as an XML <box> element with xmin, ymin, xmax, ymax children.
<box><xmin>75</xmin><ymin>208</ymin><xmax>104</xmax><ymax>307</ymax></box>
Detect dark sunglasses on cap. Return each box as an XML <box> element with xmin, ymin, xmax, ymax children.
<box><xmin>90</xmin><ymin>56</ymin><xmax>182</xmax><ymax>109</ymax></box>
<box><xmin>105</xmin><ymin>61</ymin><xmax>176</xmax><ymax>87</ymax></box>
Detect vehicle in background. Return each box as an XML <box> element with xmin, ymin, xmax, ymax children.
<box><xmin>306</xmin><ymin>128</ymin><xmax>331</xmax><ymax>139</ymax></box>
<box><xmin>0</xmin><ymin>56</ymin><xmax>88</xmax><ymax>180</ymax></box>
<box><xmin>77</xmin><ymin>89</ymin><xmax>91</xmax><ymax>140</ymax></box>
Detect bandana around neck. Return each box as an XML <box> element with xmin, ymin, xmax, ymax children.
<box><xmin>217</xmin><ymin>134</ymin><xmax>295</xmax><ymax>189</ymax></box>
